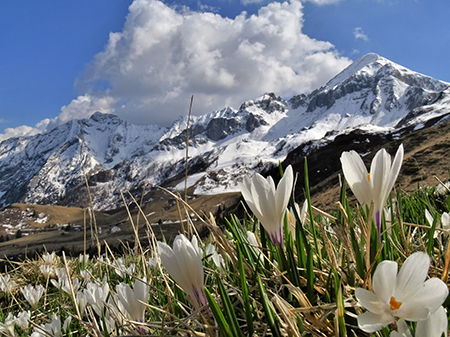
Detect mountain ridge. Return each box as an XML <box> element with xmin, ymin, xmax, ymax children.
<box><xmin>1</xmin><ymin>53</ymin><xmax>449</xmax><ymax>210</ymax></box>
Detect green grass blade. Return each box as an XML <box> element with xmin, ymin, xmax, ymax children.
<box><xmin>306</xmin><ymin>244</ymin><xmax>315</xmax><ymax>304</ymax></box>
<box><xmin>285</xmin><ymin>234</ymin><xmax>300</xmax><ymax>287</ymax></box>
<box><xmin>205</xmin><ymin>287</ymin><xmax>234</xmax><ymax>337</ymax></box>
<box><xmin>237</xmin><ymin>245</ymin><xmax>254</xmax><ymax>336</ymax></box>
<box><xmin>257</xmin><ymin>275</ymin><xmax>283</xmax><ymax>337</ymax></box>
<box><xmin>216</xmin><ymin>274</ymin><xmax>243</xmax><ymax>337</ymax></box>
<box><xmin>304</xmin><ymin>157</ymin><xmax>321</xmax><ymax>269</ymax></box>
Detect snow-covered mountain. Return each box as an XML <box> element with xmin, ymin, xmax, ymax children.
<box><xmin>1</xmin><ymin>53</ymin><xmax>449</xmax><ymax>210</ymax></box>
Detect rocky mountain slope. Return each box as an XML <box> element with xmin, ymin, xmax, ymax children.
<box><xmin>1</xmin><ymin>53</ymin><xmax>449</xmax><ymax>211</ymax></box>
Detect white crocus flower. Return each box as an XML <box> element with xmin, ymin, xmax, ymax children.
<box><xmin>76</xmin><ymin>292</ymin><xmax>89</xmax><ymax>316</ymax></box>
<box><xmin>40</xmin><ymin>265</ymin><xmax>54</xmax><ymax>279</ymax></box>
<box><xmin>114</xmin><ymin>258</ymin><xmax>135</xmax><ymax>278</ymax></box>
<box><xmin>355</xmin><ymin>252</ymin><xmax>448</xmax><ymax>333</ymax></box>
<box><xmin>147</xmin><ymin>255</ymin><xmax>160</xmax><ymax>269</ymax></box>
<box><xmin>0</xmin><ymin>313</ymin><xmax>17</xmax><ymax>337</ymax></box>
<box><xmin>115</xmin><ymin>277</ymin><xmax>150</xmax><ymax>322</ymax></box>
<box><xmin>239</xmin><ymin>165</ymin><xmax>294</xmax><ymax>247</ymax></box>
<box><xmin>0</xmin><ymin>310</ymin><xmax>31</xmax><ymax>336</ymax></box>
<box><xmin>205</xmin><ymin>244</ymin><xmax>225</xmax><ymax>269</ymax></box>
<box><xmin>15</xmin><ymin>311</ymin><xmax>30</xmax><ymax>329</ymax></box>
<box><xmin>340</xmin><ymin>144</ymin><xmax>403</xmax><ymax>235</ymax></box>
<box><xmin>30</xmin><ymin>314</ymin><xmax>68</xmax><ymax>337</ymax></box>
<box><xmin>62</xmin><ymin>316</ymin><xmax>71</xmax><ymax>332</ymax></box>
<box><xmin>50</xmin><ymin>268</ymin><xmax>67</xmax><ymax>289</ymax></box>
<box><xmin>20</xmin><ymin>284</ymin><xmax>44</xmax><ymax>310</ymax></box>
<box><xmin>41</xmin><ymin>252</ymin><xmax>55</xmax><ymax>266</ymax></box>
<box><xmin>61</xmin><ymin>277</ymin><xmax>81</xmax><ymax>295</ymax></box>
<box><xmin>80</xmin><ymin>269</ymin><xmax>92</xmax><ymax>281</ymax></box>
<box><xmin>84</xmin><ymin>277</ymin><xmax>110</xmax><ymax>317</ymax></box>
<box><xmin>0</xmin><ymin>274</ymin><xmax>16</xmax><ymax>292</ymax></box>
<box><xmin>157</xmin><ymin>234</ymin><xmax>207</xmax><ymax>308</ymax></box>
<box><xmin>79</xmin><ymin>254</ymin><xmax>89</xmax><ymax>263</ymax></box>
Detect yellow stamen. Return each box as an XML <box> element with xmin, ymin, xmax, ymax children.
<box><xmin>288</xmin><ymin>212</ymin><xmax>293</xmax><ymax>224</ymax></box>
<box><xmin>367</xmin><ymin>173</ymin><xmax>371</xmax><ymax>182</ymax></box>
<box><xmin>389</xmin><ymin>296</ymin><xmax>402</xmax><ymax>311</ymax></box>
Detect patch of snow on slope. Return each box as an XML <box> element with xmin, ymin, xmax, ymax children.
<box><xmin>175</xmin><ymin>173</ymin><xmax>206</xmax><ymax>191</ymax></box>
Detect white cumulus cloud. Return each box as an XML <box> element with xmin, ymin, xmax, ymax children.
<box><xmin>45</xmin><ymin>94</ymin><xmax>116</xmax><ymax>131</ymax></box>
<box><xmin>0</xmin><ymin>119</ymin><xmax>50</xmax><ymax>143</ymax></box>
<box><xmin>80</xmin><ymin>0</ymin><xmax>350</xmax><ymax>126</ymax></box>
<box><xmin>354</xmin><ymin>27</ymin><xmax>369</xmax><ymax>41</ymax></box>
<box><xmin>1</xmin><ymin>0</ymin><xmax>351</xmax><ymax>140</ymax></box>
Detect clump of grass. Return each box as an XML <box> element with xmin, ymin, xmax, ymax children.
<box><xmin>0</xmin><ymin>167</ymin><xmax>449</xmax><ymax>337</ymax></box>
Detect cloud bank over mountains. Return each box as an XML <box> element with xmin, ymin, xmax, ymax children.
<box><xmin>0</xmin><ymin>0</ymin><xmax>350</xmax><ymax>142</ymax></box>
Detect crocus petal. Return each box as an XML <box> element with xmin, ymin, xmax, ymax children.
<box><xmin>370</xmin><ymin>148</ymin><xmax>391</xmax><ymax>211</ymax></box>
<box><xmin>253</xmin><ymin>174</ymin><xmax>277</xmax><ymax>227</ymax></box>
<box><xmin>173</xmin><ymin>235</ymin><xmax>204</xmax><ymax>289</ymax></box>
<box><xmin>355</xmin><ymin>288</ymin><xmax>387</xmax><ymax>315</ymax></box>
<box><xmin>190</xmin><ymin>236</ymin><xmax>202</xmax><ymax>258</ymax></box>
<box><xmin>340</xmin><ymin>150</ymin><xmax>372</xmax><ymax>205</ymax></box>
<box><xmin>442</xmin><ymin>212</ymin><xmax>450</xmax><ymax>230</ymax></box>
<box><xmin>205</xmin><ymin>243</ymin><xmax>215</xmax><ymax>257</ymax></box>
<box><xmin>416</xmin><ymin>306</ymin><xmax>448</xmax><ymax>337</ymax></box>
<box><xmin>390</xmin><ymin>319</ymin><xmax>413</xmax><ymax>337</ymax></box>
<box><xmin>158</xmin><ymin>241</ymin><xmax>191</xmax><ymax>296</ymax></box>
<box><xmin>383</xmin><ymin>144</ymin><xmax>404</xmax><ymax>203</ymax></box>
<box><xmin>239</xmin><ymin>177</ymin><xmax>264</xmax><ymax>221</ymax></box>
<box><xmin>275</xmin><ymin>165</ymin><xmax>293</xmax><ymax>218</ymax></box>
<box><xmin>133</xmin><ymin>278</ymin><xmax>149</xmax><ymax>321</ymax></box>
<box><xmin>372</xmin><ymin>260</ymin><xmax>398</xmax><ymax>304</ymax></box>
<box><xmin>300</xmin><ymin>200</ymin><xmax>308</xmax><ymax>224</ymax></box>
<box><xmin>357</xmin><ymin>310</ymin><xmax>395</xmax><ymax>333</ymax></box>
<box><xmin>425</xmin><ymin>209</ymin><xmax>434</xmax><ymax>227</ymax></box>
<box><xmin>247</xmin><ymin>231</ymin><xmax>259</xmax><ymax>247</ymax></box>
<box><xmin>398</xmin><ymin>278</ymin><xmax>449</xmax><ymax>321</ymax></box>
<box><xmin>394</xmin><ymin>252</ymin><xmax>430</xmax><ymax>299</ymax></box>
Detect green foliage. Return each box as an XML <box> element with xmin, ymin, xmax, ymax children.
<box><xmin>0</xmin><ymin>166</ymin><xmax>449</xmax><ymax>336</ymax></box>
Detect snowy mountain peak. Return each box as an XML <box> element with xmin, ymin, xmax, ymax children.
<box><xmin>324</xmin><ymin>53</ymin><xmax>386</xmax><ymax>90</ymax></box>
<box><xmin>324</xmin><ymin>53</ymin><xmax>449</xmax><ymax>93</ymax></box>
<box><xmin>1</xmin><ymin>54</ymin><xmax>450</xmax><ymax>210</ymax></box>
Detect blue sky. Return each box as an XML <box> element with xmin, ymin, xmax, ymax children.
<box><xmin>1</xmin><ymin>0</ymin><xmax>449</xmax><ymax>140</ymax></box>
